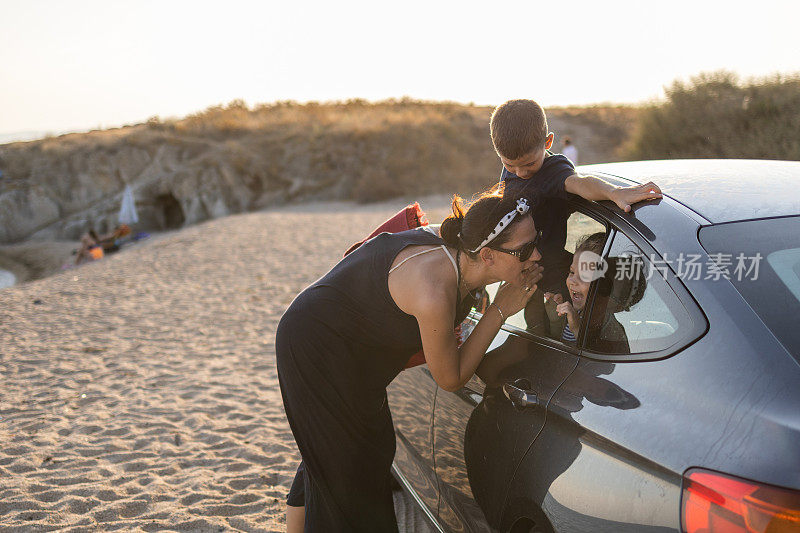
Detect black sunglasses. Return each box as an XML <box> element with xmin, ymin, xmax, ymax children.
<box><xmin>490</xmin><ymin>230</ymin><xmax>543</xmax><ymax>262</ymax></box>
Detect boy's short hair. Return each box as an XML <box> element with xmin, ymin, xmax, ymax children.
<box><xmin>490</xmin><ymin>99</ymin><xmax>549</xmax><ymax>159</ymax></box>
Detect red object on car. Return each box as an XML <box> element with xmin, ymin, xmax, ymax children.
<box><xmin>344</xmin><ymin>202</ymin><xmax>429</xmax><ymax>257</ymax></box>
<box><xmin>682</xmin><ymin>468</ymin><xmax>800</xmax><ymax>532</ymax></box>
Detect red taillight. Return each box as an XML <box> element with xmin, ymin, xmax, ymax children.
<box><xmin>682</xmin><ymin>468</ymin><xmax>800</xmax><ymax>532</ymax></box>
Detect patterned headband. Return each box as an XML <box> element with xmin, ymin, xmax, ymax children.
<box><xmin>465</xmin><ymin>198</ymin><xmax>531</xmax><ymax>253</ymax></box>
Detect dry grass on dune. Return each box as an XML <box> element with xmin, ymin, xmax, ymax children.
<box><xmin>149</xmin><ymin>98</ymin><xmax>639</xmax><ymax>203</ymax></box>
<box><xmin>148</xmin><ymin>99</ymin><xmax>506</xmax><ymax>203</ymax></box>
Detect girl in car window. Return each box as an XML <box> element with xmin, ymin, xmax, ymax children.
<box><xmin>546</xmin><ymin>233</ymin><xmax>623</xmax><ymax>347</ymax></box>
<box><xmin>544</xmin><ymin>233</ymin><xmax>603</xmax><ymax>344</ymax></box>
<box><xmin>276</xmin><ymin>185</ymin><xmax>544</xmax><ymax>532</ymax></box>
<box><xmin>546</xmin><ymin>232</ymin><xmax>642</xmax><ymax>353</ymax></box>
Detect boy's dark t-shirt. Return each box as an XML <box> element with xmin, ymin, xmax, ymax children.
<box><xmin>501</xmin><ymin>151</ymin><xmax>576</xmax><ymax>294</ymax></box>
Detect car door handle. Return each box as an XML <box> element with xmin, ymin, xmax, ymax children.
<box><xmin>503</xmin><ymin>379</ymin><xmax>539</xmax><ymax>408</ymax></box>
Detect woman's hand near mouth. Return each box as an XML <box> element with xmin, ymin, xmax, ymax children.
<box><xmin>519</xmin><ymin>263</ymin><xmax>544</xmax><ymax>292</ymax></box>
<box><xmin>495</xmin><ymin>264</ymin><xmax>544</xmax><ymax>317</ymax></box>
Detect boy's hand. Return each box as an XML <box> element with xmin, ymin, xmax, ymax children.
<box><xmin>609</xmin><ymin>182</ymin><xmax>663</xmax><ymax>213</ymax></box>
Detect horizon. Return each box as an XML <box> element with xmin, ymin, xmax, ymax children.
<box><xmin>2</xmin><ymin>0</ymin><xmax>799</xmax><ymax>142</ymax></box>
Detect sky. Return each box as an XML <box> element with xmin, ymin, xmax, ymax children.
<box><xmin>1</xmin><ymin>0</ymin><xmax>799</xmax><ymax>139</ymax></box>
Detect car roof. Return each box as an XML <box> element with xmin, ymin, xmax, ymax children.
<box><xmin>578</xmin><ymin>159</ymin><xmax>800</xmax><ymax>224</ymax></box>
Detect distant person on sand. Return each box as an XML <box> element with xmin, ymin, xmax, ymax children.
<box><xmin>96</xmin><ymin>224</ymin><xmax>132</xmax><ymax>253</ymax></box>
<box><xmin>77</xmin><ymin>224</ymin><xmax>131</xmax><ymax>256</ymax></box>
<box><xmin>74</xmin><ymin>233</ymin><xmax>104</xmax><ymax>265</ymax></box>
<box><xmin>562</xmin><ymin>136</ymin><xmax>578</xmax><ymax>164</ymax></box>
<box><xmin>277</xmin><ymin>188</ymin><xmax>543</xmax><ymax>531</ymax></box>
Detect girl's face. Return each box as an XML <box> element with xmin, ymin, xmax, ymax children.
<box><xmin>566</xmin><ymin>253</ymin><xmax>591</xmax><ymax>311</ymax></box>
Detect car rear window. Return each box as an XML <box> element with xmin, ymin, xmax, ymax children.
<box><xmin>699</xmin><ymin>217</ymin><xmax>800</xmax><ymax>362</ymax></box>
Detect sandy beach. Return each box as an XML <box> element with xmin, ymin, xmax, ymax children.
<box><xmin>0</xmin><ymin>196</ymin><xmax>453</xmax><ymax>532</ymax></box>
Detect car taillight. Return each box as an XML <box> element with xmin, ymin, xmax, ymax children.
<box><xmin>682</xmin><ymin>468</ymin><xmax>800</xmax><ymax>532</ymax></box>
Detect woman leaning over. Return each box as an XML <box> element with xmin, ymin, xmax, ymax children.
<box><xmin>276</xmin><ymin>186</ymin><xmax>544</xmax><ymax>532</ymax></box>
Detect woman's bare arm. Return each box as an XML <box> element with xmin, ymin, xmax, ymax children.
<box><xmin>414</xmin><ymin>289</ymin><xmax>505</xmax><ymax>392</ymax></box>
<box><xmin>390</xmin><ymin>248</ymin><xmax>541</xmax><ymax>393</ymax></box>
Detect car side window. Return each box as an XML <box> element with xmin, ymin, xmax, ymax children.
<box><xmin>482</xmin><ymin>210</ymin><xmax>607</xmax><ymax>336</ymax></box>
<box><xmin>583</xmin><ymin>231</ymin><xmax>693</xmax><ymax>355</ymax></box>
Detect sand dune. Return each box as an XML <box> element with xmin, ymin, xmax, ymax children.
<box><xmin>0</xmin><ymin>196</ymin><xmax>452</xmax><ymax>531</ymax></box>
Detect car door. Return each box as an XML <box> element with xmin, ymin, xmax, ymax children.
<box><xmin>432</xmin><ymin>210</ymin><xmax>608</xmax><ymax>532</ymax></box>
<box><xmin>505</xmin><ymin>219</ymin><xmax>707</xmax><ymax>532</ymax></box>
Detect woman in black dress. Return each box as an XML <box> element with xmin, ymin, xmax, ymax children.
<box><xmin>276</xmin><ymin>188</ymin><xmax>544</xmax><ymax>532</ymax></box>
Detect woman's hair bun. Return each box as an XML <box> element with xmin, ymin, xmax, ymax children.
<box><xmin>439</xmin><ymin>182</ymin><xmax>533</xmax><ymax>256</ymax></box>
<box><xmin>439</xmin><ymin>195</ymin><xmax>466</xmax><ymax>248</ymax></box>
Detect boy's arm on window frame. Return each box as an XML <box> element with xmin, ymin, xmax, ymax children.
<box><xmin>565</xmin><ymin>174</ymin><xmax>663</xmax><ymax>213</ymax></box>
<box><xmin>564</xmin><ymin>173</ymin><xmax>617</xmax><ymax>201</ymax></box>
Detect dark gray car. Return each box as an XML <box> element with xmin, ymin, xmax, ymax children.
<box><xmin>388</xmin><ymin>159</ymin><xmax>800</xmax><ymax>533</ymax></box>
